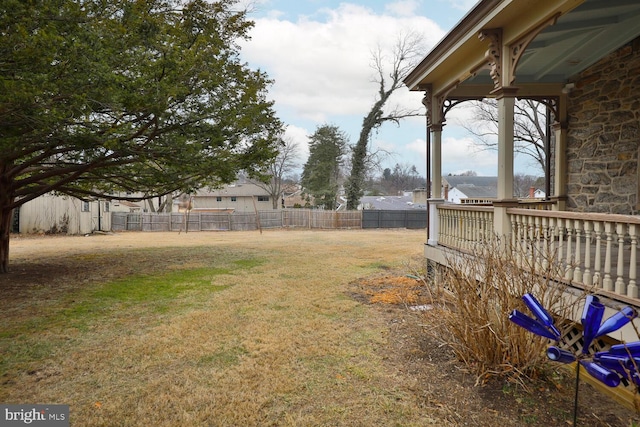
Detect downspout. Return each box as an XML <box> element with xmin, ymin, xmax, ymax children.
<box><xmin>545</xmin><ymin>103</ymin><xmax>552</xmax><ymax>200</ymax></box>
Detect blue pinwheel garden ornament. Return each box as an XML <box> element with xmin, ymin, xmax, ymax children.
<box><xmin>510</xmin><ymin>293</ymin><xmax>639</xmax><ymax>388</ymax></box>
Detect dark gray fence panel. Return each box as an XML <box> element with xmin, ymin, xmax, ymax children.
<box><xmin>379</xmin><ymin>211</ymin><xmax>408</xmax><ymax>228</ymax></box>
<box><xmin>362</xmin><ymin>210</ymin><xmax>426</xmax><ymax>229</ymax></box>
<box><xmin>361</xmin><ymin>210</ymin><xmax>381</xmax><ymax>229</ymax></box>
<box><xmin>405</xmin><ymin>210</ymin><xmax>427</xmax><ymax>229</ymax></box>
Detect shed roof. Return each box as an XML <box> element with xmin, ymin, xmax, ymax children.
<box><xmin>360</xmin><ymin>195</ymin><xmax>426</xmax><ymax>210</ymax></box>
<box><xmin>443</xmin><ymin>176</ymin><xmax>497</xmax><ymax>189</ymax></box>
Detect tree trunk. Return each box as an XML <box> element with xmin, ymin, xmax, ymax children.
<box><xmin>346</xmin><ymin>100</ymin><xmax>385</xmax><ymax>210</ymax></box>
<box><xmin>0</xmin><ymin>206</ymin><xmax>12</xmax><ymax>274</ymax></box>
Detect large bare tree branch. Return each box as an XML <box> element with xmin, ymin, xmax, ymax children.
<box><xmin>460</xmin><ymin>99</ymin><xmax>548</xmax><ymax>173</ymax></box>
<box><xmin>345</xmin><ymin>31</ymin><xmax>427</xmax><ymax>209</ymax></box>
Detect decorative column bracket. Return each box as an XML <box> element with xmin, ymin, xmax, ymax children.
<box><xmin>478</xmin><ymin>28</ymin><xmax>502</xmax><ymax>90</ymax></box>
<box><xmin>479</xmin><ymin>14</ymin><xmax>559</xmax><ymax>89</ymax></box>
<box><xmin>508</xmin><ymin>14</ymin><xmax>560</xmax><ymax>86</ymax></box>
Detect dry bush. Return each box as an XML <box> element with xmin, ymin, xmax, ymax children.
<box><xmin>425</xmin><ymin>236</ymin><xmax>580</xmax><ymax>385</ymax></box>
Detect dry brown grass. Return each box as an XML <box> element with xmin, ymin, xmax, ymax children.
<box><xmin>3</xmin><ymin>230</ymin><xmax>639</xmax><ymax>426</ymax></box>
<box><xmin>423</xmin><ymin>237</ymin><xmax>582</xmax><ymax>387</ymax></box>
<box><xmin>1</xmin><ymin>229</ymin><xmax>432</xmax><ymax>426</ymax></box>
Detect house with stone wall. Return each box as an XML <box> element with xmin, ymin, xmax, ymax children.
<box><xmin>404</xmin><ymin>0</ymin><xmax>640</xmax><ymax>408</ymax></box>
<box><xmin>566</xmin><ymin>39</ymin><xmax>640</xmax><ymax>214</ymax></box>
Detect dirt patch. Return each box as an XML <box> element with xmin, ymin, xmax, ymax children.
<box><xmin>351</xmin><ymin>273</ymin><xmax>640</xmax><ymax>426</ymax></box>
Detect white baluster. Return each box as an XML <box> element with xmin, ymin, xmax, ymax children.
<box><xmin>583</xmin><ymin>220</ymin><xmax>592</xmax><ymax>286</ymax></box>
<box><xmin>442</xmin><ymin>209</ymin><xmax>452</xmax><ymax>246</ymax></box>
<box><xmin>464</xmin><ymin>210</ymin><xmax>471</xmax><ymax>250</ymax></box>
<box><xmin>457</xmin><ymin>211</ymin><xmax>464</xmax><ymax>249</ymax></box>
<box><xmin>615</xmin><ymin>223</ymin><xmax>626</xmax><ymax>295</ymax></box>
<box><xmin>628</xmin><ymin>224</ymin><xmax>638</xmax><ymax>298</ymax></box>
<box><xmin>603</xmin><ymin>222</ymin><xmax>614</xmax><ymax>291</ymax></box>
<box><xmin>542</xmin><ymin>216</ymin><xmax>550</xmax><ymax>270</ymax></box>
<box><xmin>593</xmin><ymin>221</ymin><xmax>602</xmax><ymax>288</ymax></box>
<box><xmin>565</xmin><ymin>221</ymin><xmax>574</xmax><ymax>280</ymax></box>
<box><xmin>510</xmin><ymin>214</ymin><xmax>518</xmax><ymax>264</ymax></box>
<box><xmin>557</xmin><ymin>218</ymin><xmax>565</xmax><ymax>275</ymax></box>
<box><xmin>534</xmin><ymin>216</ymin><xmax>542</xmax><ymax>271</ymax></box>
<box><xmin>573</xmin><ymin>219</ymin><xmax>583</xmax><ymax>283</ymax></box>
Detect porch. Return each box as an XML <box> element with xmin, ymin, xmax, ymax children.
<box><xmin>403</xmin><ymin>0</ymin><xmax>640</xmax><ymax>333</ymax></box>
<box><xmin>403</xmin><ymin>0</ymin><xmax>640</xmax><ymax>409</ymax></box>
<box><xmin>429</xmin><ymin>201</ymin><xmax>640</xmax><ymax>301</ymax></box>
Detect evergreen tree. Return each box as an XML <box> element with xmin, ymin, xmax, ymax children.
<box><xmin>301</xmin><ymin>125</ymin><xmax>348</xmax><ymax>210</ymax></box>
<box><xmin>0</xmin><ymin>0</ymin><xmax>283</xmax><ymax>273</ymax></box>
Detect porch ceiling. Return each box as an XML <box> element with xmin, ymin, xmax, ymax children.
<box><xmin>405</xmin><ymin>0</ymin><xmax>640</xmax><ymax>98</ymax></box>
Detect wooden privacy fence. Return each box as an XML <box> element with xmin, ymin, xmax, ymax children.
<box><xmin>111</xmin><ymin>209</ymin><xmax>426</xmax><ymax>232</ymax></box>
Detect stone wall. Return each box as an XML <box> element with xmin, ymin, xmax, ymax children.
<box><xmin>566</xmin><ymin>37</ymin><xmax>640</xmax><ymax>214</ymax></box>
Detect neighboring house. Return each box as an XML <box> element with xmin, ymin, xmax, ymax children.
<box><xmin>15</xmin><ymin>193</ymin><xmax>136</xmax><ymax>234</ymax></box>
<box><xmin>359</xmin><ymin>189</ymin><xmax>428</xmax><ymax>210</ymax></box>
<box><xmin>441</xmin><ymin>176</ymin><xmax>547</xmax><ymax>203</ymax></box>
<box><xmin>442</xmin><ymin>176</ymin><xmax>498</xmax><ymax>204</ymax></box>
<box><xmin>282</xmin><ymin>184</ymin><xmax>309</xmax><ymax>208</ymax></box>
<box><xmin>530</xmin><ymin>188</ymin><xmax>546</xmax><ymax>199</ymax></box>
<box><xmin>191</xmin><ymin>182</ymin><xmax>278</xmax><ymax>213</ymax></box>
<box><xmin>404</xmin><ymin>0</ymin><xmax>640</xmax><ymax>402</ymax></box>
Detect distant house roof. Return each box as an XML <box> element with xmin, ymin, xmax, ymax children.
<box><xmin>442</xmin><ymin>176</ymin><xmax>497</xmax><ymax>189</ymax></box>
<box><xmin>195</xmin><ymin>182</ymin><xmax>270</xmax><ymax>198</ymax></box>
<box><xmin>443</xmin><ymin>176</ymin><xmax>498</xmax><ymax>200</ymax></box>
<box><xmin>359</xmin><ymin>194</ymin><xmax>426</xmax><ymax>210</ymax></box>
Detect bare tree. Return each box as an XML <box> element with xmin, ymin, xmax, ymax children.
<box><xmin>252</xmin><ymin>136</ymin><xmax>300</xmax><ymax>209</ymax></box>
<box><xmin>461</xmin><ymin>99</ymin><xmax>548</xmax><ymax>173</ymax></box>
<box><xmin>345</xmin><ymin>31</ymin><xmax>426</xmax><ymax>210</ymax></box>
<box><xmin>379</xmin><ymin>163</ymin><xmax>424</xmax><ymax>195</ymax></box>
<box><xmin>513</xmin><ymin>173</ymin><xmax>543</xmax><ymax>198</ymax></box>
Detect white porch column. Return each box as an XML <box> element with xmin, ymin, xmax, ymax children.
<box><xmin>431</xmin><ymin>123</ymin><xmax>443</xmax><ymax>199</ymax></box>
<box><xmin>427</xmin><ymin>198</ymin><xmax>445</xmax><ymax>246</ymax></box>
<box><xmin>495</xmin><ymin>87</ymin><xmax>517</xmax><ymax>200</ymax></box>
<box><xmin>553</xmin><ymin>93</ymin><xmax>568</xmax><ymax>211</ymax></box>
<box><xmin>493</xmin><ymin>86</ymin><xmax>518</xmax><ymax>238</ymax></box>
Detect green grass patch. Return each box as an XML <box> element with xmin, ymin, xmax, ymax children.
<box><xmin>1</xmin><ymin>255</ymin><xmax>265</xmax><ymax>376</ymax></box>
<box><xmin>198</xmin><ymin>346</ymin><xmax>249</xmax><ymax>368</ymax></box>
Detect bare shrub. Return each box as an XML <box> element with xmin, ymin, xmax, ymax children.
<box><xmin>425</xmin><ymin>236</ymin><xmax>581</xmax><ymax>385</ymax></box>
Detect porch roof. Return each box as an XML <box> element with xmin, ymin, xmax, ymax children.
<box><xmin>404</xmin><ymin>0</ymin><xmax>640</xmax><ymax>98</ymax></box>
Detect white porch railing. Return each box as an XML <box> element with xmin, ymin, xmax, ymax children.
<box><xmin>435</xmin><ymin>204</ymin><xmax>640</xmax><ymax>304</ymax></box>
<box><xmin>438</xmin><ymin>204</ymin><xmax>494</xmax><ymax>250</ymax></box>
<box><xmin>508</xmin><ymin>208</ymin><xmax>640</xmax><ymax>302</ymax></box>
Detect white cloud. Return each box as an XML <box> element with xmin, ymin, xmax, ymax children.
<box><xmin>237</xmin><ymin>2</ymin><xmax>503</xmax><ymax>180</ymax></box>
<box><xmin>400</xmin><ymin>134</ymin><xmax>498</xmax><ymax>177</ymax></box>
<box><xmin>241</xmin><ymin>4</ymin><xmax>444</xmax><ymax>123</ymax></box>
<box><xmin>385</xmin><ymin>0</ymin><xmax>420</xmax><ymax>17</ymax></box>
<box><xmin>407</xmin><ymin>137</ymin><xmax>427</xmax><ymax>159</ymax></box>
<box><xmin>441</xmin><ymin>135</ymin><xmax>497</xmax><ymax>176</ymax></box>
<box><xmin>445</xmin><ymin>0</ymin><xmax>479</xmax><ymax>12</ymax></box>
<box><xmin>283</xmin><ymin>124</ymin><xmax>311</xmax><ymax>163</ymax></box>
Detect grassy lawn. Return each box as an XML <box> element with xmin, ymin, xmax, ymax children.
<box><xmin>0</xmin><ymin>229</ymin><xmax>429</xmax><ymax>426</ymax></box>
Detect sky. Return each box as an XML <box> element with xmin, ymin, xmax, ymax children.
<box><xmin>237</xmin><ymin>0</ymin><xmax>543</xmax><ymax>179</ymax></box>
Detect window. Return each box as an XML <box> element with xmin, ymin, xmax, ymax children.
<box><xmin>230</xmin><ymin>197</ymin><xmax>237</xmax><ymax>202</ymax></box>
<box><xmin>81</xmin><ymin>201</ymin><xmax>90</xmax><ymax>212</ymax></box>
<box><xmin>104</xmin><ymin>202</ymin><xmax>110</xmax><ymax>212</ymax></box>
<box><xmin>257</xmin><ymin>196</ymin><xmax>269</xmax><ymax>202</ymax></box>
<box><xmin>216</xmin><ymin>196</ymin><xmax>222</xmax><ymax>202</ymax></box>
